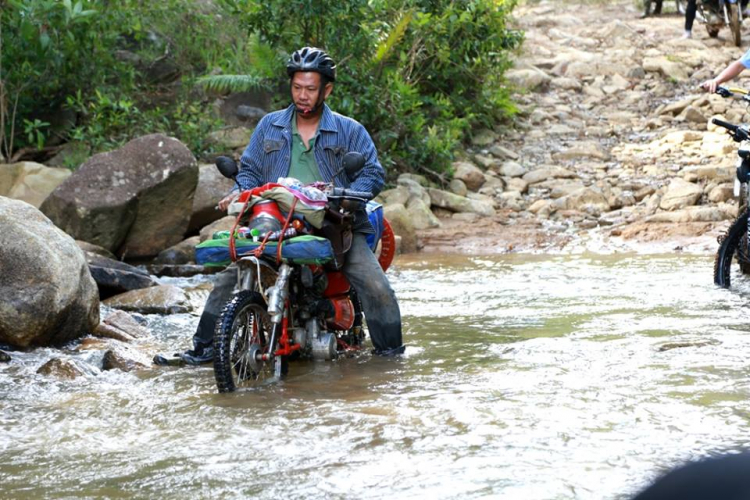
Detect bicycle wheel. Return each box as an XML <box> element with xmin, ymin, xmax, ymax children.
<box><xmin>213</xmin><ymin>291</ymin><xmax>287</xmax><ymax>392</ymax></box>
<box><xmin>714</xmin><ymin>210</ymin><xmax>749</xmax><ymax>287</ymax></box>
<box><xmin>730</xmin><ymin>3</ymin><xmax>742</xmax><ymax>46</ymax></box>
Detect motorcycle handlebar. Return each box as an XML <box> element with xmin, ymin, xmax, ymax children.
<box><xmin>328</xmin><ymin>187</ymin><xmax>373</xmax><ymax>200</ymax></box>
<box><xmin>712</xmin><ymin>118</ymin><xmax>739</xmax><ymax>133</ymax></box>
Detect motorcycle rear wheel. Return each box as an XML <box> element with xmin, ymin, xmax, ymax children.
<box><xmin>213</xmin><ymin>291</ymin><xmax>288</xmax><ymax>393</ymax></box>
<box><xmin>730</xmin><ymin>3</ymin><xmax>742</xmax><ymax>46</ymax></box>
<box><xmin>714</xmin><ymin>210</ymin><xmax>749</xmax><ymax>288</ymax></box>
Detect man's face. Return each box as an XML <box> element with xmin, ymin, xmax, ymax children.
<box><xmin>291</xmin><ymin>72</ymin><xmax>332</xmax><ymax>117</ymax></box>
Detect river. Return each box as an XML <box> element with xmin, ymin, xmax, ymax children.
<box><xmin>2</xmin><ymin>253</ymin><xmax>750</xmax><ymax>499</ymax></box>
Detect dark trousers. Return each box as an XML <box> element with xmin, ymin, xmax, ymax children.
<box><xmin>192</xmin><ymin>233</ymin><xmax>403</xmax><ymax>354</ymax></box>
<box><xmin>686</xmin><ymin>0</ymin><xmax>697</xmax><ymax>31</ymax></box>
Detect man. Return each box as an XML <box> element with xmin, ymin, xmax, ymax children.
<box><xmin>162</xmin><ymin>47</ymin><xmax>404</xmax><ymax>365</ymax></box>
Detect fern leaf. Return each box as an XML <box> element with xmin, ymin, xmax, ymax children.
<box><xmin>196</xmin><ymin>74</ymin><xmax>268</xmax><ymax>93</ymax></box>
<box><xmin>373</xmin><ymin>11</ymin><xmax>413</xmax><ymax>65</ymax></box>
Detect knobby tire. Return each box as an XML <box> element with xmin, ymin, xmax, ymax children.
<box><xmin>213</xmin><ymin>290</ymin><xmax>287</xmax><ymax>393</ymax></box>
<box><xmin>714</xmin><ymin>211</ymin><xmax>749</xmax><ymax>288</ymax></box>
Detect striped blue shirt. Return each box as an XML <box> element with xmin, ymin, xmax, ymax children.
<box><xmin>236</xmin><ymin>104</ymin><xmax>385</xmax><ymax>197</ymax></box>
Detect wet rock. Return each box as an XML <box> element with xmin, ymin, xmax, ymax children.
<box><xmin>188</xmin><ymin>163</ymin><xmax>237</xmax><ymax>233</ymax></box>
<box><xmin>199</xmin><ymin>215</ymin><xmax>236</xmax><ymax>242</ymax></box>
<box><xmin>657</xmin><ymin>339</ymin><xmax>720</xmax><ymax>352</ymax></box>
<box><xmin>103</xmin><ymin>285</ymin><xmax>191</xmax><ymax>314</ymax></box>
<box><xmin>86</xmin><ymin>253</ymin><xmax>157</xmax><ymax>298</ymax></box>
<box><xmin>0</xmin><ymin>162</ymin><xmax>71</xmax><ymax>207</ymax></box>
<box><xmin>146</xmin><ymin>264</ymin><xmax>222</xmax><ymax>278</ymax></box>
<box><xmin>154</xmin><ymin>236</ymin><xmax>200</xmax><ymax>265</ymax></box>
<box><xmin>40</xmin><ymin>134</ymin><xmax>198</xmax><ymax>259</ymax></box>
<box><xmin>0</xmin><ymin>350</ymin><xmax>10</xmax><ymax>362</ymax></box>
<box><xmin>37</xmin><ymin>358</ymin><xmax>85</xmax><ymax>379</ymax></box>
<box><xmin>659</xmin><ymin>178</ymin><xmax>703</xmax><ymax>211</ymax></box>
<box><xmin>383</xmin><ymin>204</ymin><xmax>418</xmax><ymax>253</ymax></box>
<box><xmin>452</xmin><ymin>162</ymin><xmax>486</xmax><ymax>191</ymax></box>
<box><xmin>102</xmin><ymin>345</ymin><xmax>150</xmax><ymax>372</ymax></box>
<box><xmin>94</xmin><ymin>310</ymin><xmax>149</xmax><ymax>343</ymax></box>
<box><xmin>0</xmin><ymin>197</ymin><xmax>99</xmax><ymax>348</ymax></box>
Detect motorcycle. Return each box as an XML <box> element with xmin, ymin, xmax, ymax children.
<box><xmin>195</xmin><ymin>153</ymin><xmax>396</xmax><ymax>392</ymax></box>
<box><xmin>699</xmin><ymin>0</ymin><xmax>746</xmax><ymax>46</ymax></box>
<box><xmin>710</xmin><ymin>92</ymin><xmax>750</xmax><ymax>287</ymax></box>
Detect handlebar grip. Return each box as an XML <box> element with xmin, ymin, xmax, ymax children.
<box><xmin>329</xmin><ymin>187</ymin><xmax>373</xmax><ymax>199</ymax></box>
<box><xmin>712</xmin><ymin>118</ymin><xmax>739</xmax><ymax>132</ymax></box>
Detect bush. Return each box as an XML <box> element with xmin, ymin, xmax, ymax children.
<box><xmin>207</xmin><ymin>0</ymin><xmax>522</xmax><ymax>181</ymax></box>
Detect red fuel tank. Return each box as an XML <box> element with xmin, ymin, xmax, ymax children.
<box><xmin>324</xmin><ymin>271</ymin><xmax>350</xmax><ymax>296</ymax></box>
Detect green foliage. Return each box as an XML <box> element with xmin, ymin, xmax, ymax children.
<box><xmin>0</xmin><ymin>0</ymin><xmax>521</xmax><ymax>179</ymax></box>
<box><xmin>213</xmin><ymin>0</ymin><xmax>522</xmax><ymax>179</ymax></box>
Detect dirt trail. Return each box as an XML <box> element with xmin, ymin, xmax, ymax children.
<box><xmin>418</xmin><ymin>0</ymin><xmax>750</xmax><ymax>255</ymax></box>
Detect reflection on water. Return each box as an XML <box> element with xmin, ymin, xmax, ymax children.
<box><xmin>3</xmin><ymin>253</ymin><xmax>750</xmax><ymax>499</ymax></box>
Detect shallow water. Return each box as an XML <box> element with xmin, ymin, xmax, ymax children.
<box><xmin>3</xmin><ymin>253</ymin><xmax>750</xmax><ymax>499</ymax></box>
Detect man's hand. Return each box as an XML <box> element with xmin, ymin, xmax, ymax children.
<box><xmin>218</xmin><ymin>192</ymin><xmax>240</xmax><ymax>212</ymax></box>
<box><xmin>702</xmin><ymin>79</ymin><xmax>721</xmax><ymax>93</ymax></box>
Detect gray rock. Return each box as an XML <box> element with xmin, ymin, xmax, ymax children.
<box><xmin>489</xmin><ymin>145</ymin><xmax>520</xmax><ymax>160</ymax></box>
<box><xmin>85</xmin><ymin>252</ymin><xmax>157</xmax><ymax>298</ymax></box>
<box><xmin>452</xmin><ymin>161</ymin><xmax>486</xmax><ymax>191</ymax></box>
<box><xmin>40</xmin><ymin>134</ymin><xmax>198</xmax><ymax>259</ymax></box>
<box><xmin>406</xmin><ymin>198</ymin><xmax>441</xmax><ymax>230</ymax></box>
<box><xmin>207</xmin><ymin>127</ymin><xmax>253</xmax><ymax>149</ymax></box>
<box><xmin>449</xmin><ymin>179</ymin><xmax>468</xmax><ymax>197</ymax></box>
<box><xmin>0</xmin><ymin>162</ymin><xmax>71</xmax><ymax>208</ymax></box>
<box><xmin>523</xmin><ymin>166</ymin><xmax>577</xmax><ymax>185</ymax></box>
<box><xmin>0</xmin><ymin>197</ymin><xmax>99</xmax><ymax>348</ymax></box>
<box><xmin>154</xmin><ymin>236</ymin><xmax>200</xmax><ymax>265</ymax></box>
<box><xmin>189</xmin><ymin>164</ymin><xmax>236</xmax><ymax>232</ymax></box>
<box><xmin>102</xmin><ymin>285</ymin><xmax>191</xmax><ymax>314</ymax></box>
<box><xmin>199</xmin><ymin>216</ymin><xmax>236</xmax><ymax>242</ymax></box>
<box><xmin>383</xmin><ymin>204</ymin><xmax>418</xmax><ymax>253</ymax></box>
<box><xmin>427</xmin><ymin>188</ymin><xmax>496</xmax><ymax>217</ymax></box>
<box><xmin>36</xmin><ymin>358</ymin><xmax>85</xmax><ymax>379</ymax></box>
<box><xmin>659</xmin><ymin>178</ymin><xmax>703</xmax><ymax>211</ymax></box>
<box><xmin>0</xmin><ymin>350</ymin><xmax>10</xmax><ymax>362</ymax></box>
<box><xmin>235</xmin><ymin>105</ymin><xmax>266</xmax><ymax>124</ymax></box>
<box><xmin>553</xmin><ymin>187</ymin><xmax>611</xmax><ymax>216</ymax></box>
<box><xmin>505</xmin><ymin>68</ymin><xmax>551</xmax><ymax>91</ymax></box>
<box><xmin>499</xmin><ymin>161</ymin><xmax>528</xmax><ymax>178</ymax></box>
<box><xmin>708</xmin><ymin>183</ymin><xmax>734</xmax><ymax>203</ymax></box>
<box><xmin>102</xmin><ymin>344</ymin><xmax>150</xmax><ymax>372</ymax></box>
<box><xmin>397</xmin><ymin>173</ymin><xmax>429</xmax><ymax>187</ymax></box>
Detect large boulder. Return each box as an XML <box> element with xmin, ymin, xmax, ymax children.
<box><xmin>383</xmin><ymin>204</ymin><xmax>419</xmax><ymax>254</ymax></box>
<box><xmin>40</xmin><ymin>134</ymin><xmax>198</xmax><ymax>259</ymax></box>
<box><xmin>0</xmin><ymin>197</ymin><xmax>99</xmax><ymax>347</ymax></box>
<box><xmin>188</xmin><ymin>164</ymin><xmax>236</xmax><ymax>233</ymax></box>
<box><xmin>427</xmin><ymin>188</ymin><xmax>496</xmax><ymax>217</ymax></box>
<box><xmin>102</xmin><ymin>285</ymin><xmax>191</xmax><ymax>314</ymax></box>
<box><xmin>0</xmin><ymin>162</ymin><xmax>71</xmax><ymax>207</ymax></box>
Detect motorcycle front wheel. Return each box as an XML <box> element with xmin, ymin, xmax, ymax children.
<box><xmin>714</xmin><ymin>211</ymin><xmax>750</xmax><ymax>288</ymax></box>
<box><xmin>213</xmin><ymin>290</ymin><xmax>288</xmax><ymax>393</ymax></box>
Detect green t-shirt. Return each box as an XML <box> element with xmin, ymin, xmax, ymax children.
<box><xmin>290</xmin><ymin>112</ymin><xmax>323</xmax><ymax>184</ymax></box>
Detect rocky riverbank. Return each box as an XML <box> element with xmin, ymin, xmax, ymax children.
<box><xmin>415</xmin><ymin>0</ymin><xmax>750</xmax><ymax>254</ymax></box>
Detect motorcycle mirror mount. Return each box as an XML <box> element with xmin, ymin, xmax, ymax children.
<box><xmin>215</xmin><ymin>156</ymin><xmax>239</xmax><ymax>180</ymax></box>
<box><xmin>330</xmin><ymin>151</ymin><xmax>366</xmax><ymax>186</ymax></box>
